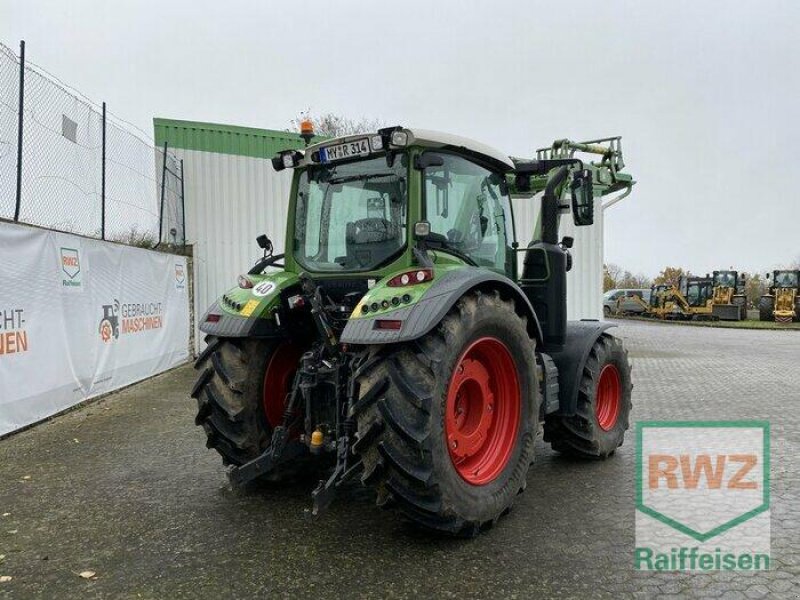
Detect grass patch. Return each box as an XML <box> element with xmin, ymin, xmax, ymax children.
<box><xmin>612</xmin><ymin>316</ymin><xmax>800</xmax><ymax>331</ymax></box>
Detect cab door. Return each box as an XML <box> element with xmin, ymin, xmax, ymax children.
<box><xmin>422</xmin><ymin>152</ymin><xmax>515</xmax><ymax>279</ymax></box>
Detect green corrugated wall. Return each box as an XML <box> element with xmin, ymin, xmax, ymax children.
<box><xmin>153</xmin><ymin>118</ymin><xmax>317</xmax><ymax>159</ymax></box>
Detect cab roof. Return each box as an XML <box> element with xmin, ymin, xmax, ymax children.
<box><xmin>303</xmin><ymin>127</ymin><xmax>515</xmax><ymax>172</ymax></box>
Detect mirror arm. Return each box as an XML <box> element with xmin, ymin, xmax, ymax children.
<box><xmin>541</xmin><ymin>166</ymin><xmax>570</xmax><ymax>244</ymax></box>
<box><xmin>248</xmin><ymin>253</ymin><xmax>285</xmax><ymax>275</ymax></box>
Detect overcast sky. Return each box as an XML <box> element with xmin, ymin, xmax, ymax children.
<box><xmin>4</xmin><ymin>0</ymin><xmax>799</xmax><ymax>277</ymax></box>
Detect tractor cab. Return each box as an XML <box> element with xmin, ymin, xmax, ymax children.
<box><xmin>712</xmin><ymin>270</ymin><xmax>744</xmax><ymax>302</ymax></box>
<box><xmin>269</xmin><ymin>128</ymin><xmax>630</xmax><ymax>351</ymax></box>
<box><xmin>681</xmin><ymin>276</ymin><xmax>714</xmax><ymax>308</ymax></box>
<box><xmin>763</xmin><ymin>270</ymin><xmax>800</xmax><ymax>322</ymax></box>
<box><xmin>711</xmin><ymin>270</ymin><xmax>747</xmax><ymax>321</ymax></box>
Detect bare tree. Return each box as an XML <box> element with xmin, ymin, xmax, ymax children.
<box><xmin>744</xmin><ymin>272</ymin><xmax>765</xmax><ymax>309</ymax></box>
<box><xmin>654</xmin><ymin>266</ymin><xmax>687</xmax><ymax>288</ymax></box>
<box><xmin>289</xmin><ymin>111</ymin><xmax>386</xmax><ymax>138</ymax></box>
<box><xmin>618</xmin><ymin>271</ymin><xmax>652</xmax><ymax>289</ymax></box>
<box><xmin>604</xmin><ymin>263</ymin><xmax>622</xmax><ymax>291</ymax></box>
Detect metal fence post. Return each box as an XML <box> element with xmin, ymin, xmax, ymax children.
<box><xmin>13</xmin><ymin>40</ymin><xmax>25</xmax><ymax>222</ymax></box>
<box><xmin>101</xmin><ymin>101</ymin><xmax>106</xmax><ymax>239</ymax></box>
<box><xmin>157</xmin><ymin>142</ymin><xmax>168</xmax><ymax>246</ymax></box>
<box><xmin>179</xmin><ymin>158</ymin><xmax>186</xmax><ymax>246</ymax></box>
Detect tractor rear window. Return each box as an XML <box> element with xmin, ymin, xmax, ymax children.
<box><xmin>294</xmin><ymin>156</ymin><xmax>408</xmax><ymax>272</ymax></box>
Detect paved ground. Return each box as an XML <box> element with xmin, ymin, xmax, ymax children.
<box><xmin>0</xmin><ymin>320</ymin><xmax>798</xmax><ymax>599</ymax></box>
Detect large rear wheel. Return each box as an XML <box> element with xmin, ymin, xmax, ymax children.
<box><xmin>191</xmin><ymin>336</ymin><xmax>307</xmax><ymax>476</ymax></box>
<box><xmin>544</xmin><ymin>334</ymin><xmax>632</xmax><ymax>458</ymax></box>
<box><xmin>352</xmin><ymin>291</ymin><xmax>538</xmax><ymax>536</ymax></box>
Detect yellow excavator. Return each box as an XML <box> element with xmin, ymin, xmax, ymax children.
<box><xmin>645</xmin><ymin>276</ymin><xmax>719</xmax><ymax>320</ymax></box>
<box><xmin>646</xmin><ymin>277</ymin><xmax>713</xmax><ymax>320</ymax></box>
<box><xmin>760</xmin><ymin>270</ymin><xmax>800</xmax><ymax>322</ymax></box>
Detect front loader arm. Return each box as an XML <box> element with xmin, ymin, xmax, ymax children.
<box><xmin>508</xmin><ymin>136</ymin><xmax>635</xmax><ymax>242</ymax></box>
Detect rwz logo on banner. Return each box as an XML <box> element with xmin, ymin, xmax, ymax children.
<box><xmin>175</xmin><ymin>263</ymin><xmax>185</xmax><ymax>290</ymax></box>
<box><xmin>60</xmin><ymin>247</ymin><xmax>82</xmax><ymax>287</ymax></box>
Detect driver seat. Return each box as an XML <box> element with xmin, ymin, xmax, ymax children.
<box><xmin>344</xmin><ymin>218</ymin><xmax>400</xmax><ymax>268</ymax></box>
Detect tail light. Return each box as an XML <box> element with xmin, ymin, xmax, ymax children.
<box><xmin>206</xmin><ymin>314</ymin><xmax>221</xmax><ymax>323</ymax></box>
<box><xmin>386</xmin><ymin>269</ymin><xmax>433</xmax><ymax>287</ymax></box>
<box><xmin>238</xmin><ymin>275</ymin><xmax>254</xmax><ymax>289</ymax></box>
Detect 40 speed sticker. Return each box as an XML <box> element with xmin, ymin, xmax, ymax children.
<box><xmin>252</xmin><ymin>281</ymin><xmax>276</xmax><ymax>297</ymax></box>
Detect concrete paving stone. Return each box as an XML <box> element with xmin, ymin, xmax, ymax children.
<box><xmin>0</xmin><ymin>320</ymin><xmax>797</xmax><ymax>598</ymax></box>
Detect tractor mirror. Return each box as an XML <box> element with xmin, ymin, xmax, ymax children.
<box><xmin>571</xmin><ymin>170</ymin><xmax>594</xmax><ymax>226</ymax></box>
<box><xmin>414</xmin><ymin>153</ymin><xmax>445</xmax><ymax>170</ymax></box>
<box><xmin>257</xmin><ymin>234</ymin><xmax>274</xmax><ymax>258</ymax></box>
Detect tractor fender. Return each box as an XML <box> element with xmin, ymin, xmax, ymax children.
<box><xmin>339</xmin><ymin>267</ymin><xmax>543</xmax><ymax>345</ymax></box>
<box><xmin>546</xmin><ymin>320</ymin><xmax>616</xmax><ymax>416</ymax></box>
<box><xmin>198</xmin><ymin>272</ymin><xmax>301</xmax><ymax>339</ymax></box>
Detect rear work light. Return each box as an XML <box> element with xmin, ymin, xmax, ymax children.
<box><xmin>238</xmin><ymin>275</ymin><xmax>254</xmax><ymax>289</ymax></box>
<box><xmin>374</xmin><ymin>319</ymin><xmax>403</xmax><ymax>331</ymax></box>
<box><xmin>386</xmin><ymin>268</ymin><xmax>433</xmax><ymax>287</ymax></box>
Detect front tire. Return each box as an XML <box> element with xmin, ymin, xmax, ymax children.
<box><xmin>353</xmin><ymin>291</ymin><xmax>538</xmax><ymax>536</ymax></box>
<box><xmin>544</xmin><ymin>334</ymin><xmax>632</xmax><ymax>458</ymax></box>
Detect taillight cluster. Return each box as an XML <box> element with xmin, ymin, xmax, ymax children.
<box><xmin>386</xmin><ymin>269</ymin><xmax>433</xmax><ymax>287</ymax></box>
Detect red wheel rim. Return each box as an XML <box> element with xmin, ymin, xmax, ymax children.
<box><xmin>445</xmin><ymin>337</ymin><xmax>521</xmax><ymax>486</ymax></box>
<box><xmin>595</xmin><ymin>363</ymin><xmax>621</xmax><ymax>431</ymax></box>
<box><xmin>263</xmin><ymin>342</ymin><xmax>303</xmax><ymax>429</ymax></box>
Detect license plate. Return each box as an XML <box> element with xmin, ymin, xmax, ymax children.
<box><xmin>319</xmin><ymin>138</ymin><xmax>371</xmax><ymax>163</ymax></box>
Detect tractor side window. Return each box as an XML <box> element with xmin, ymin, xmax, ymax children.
<box><xmin>300</xmin><ymin>185</ymin><xmax>324</xmax><ymax>259</ymax></box>
<box><xmin>423</xmin><ymin>154</ymin><xmax>511</xmax><ymax>275</ymax></box>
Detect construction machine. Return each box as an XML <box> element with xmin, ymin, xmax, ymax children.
<box><xmin>710</xmin><ymin>270</ymin><xmax>747</xmax><ymax>321</ymax></box>
<box><xmin>647</xmin><ymin>276</ymin><xmax>713</xmax><ymax>320</ymax></box>
<box><xmin>190</xmin><ymin>126</ymin><xmax>635</xmax><ymax>535</ymax></box>
<box><xmin>760</xmin><ymin>270</ymin><xmax>800</xmax><ymax>322</ymax></box>
<box><xmin>681</xmin><ymin>275</ymin><xmax>715</xmax><ymax>319</ymax></box>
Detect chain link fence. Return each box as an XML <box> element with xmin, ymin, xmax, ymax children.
<box><xmin>0</xmin><ymin>41</ymin><xmax>185</xmax><ymax>247</ymax></box>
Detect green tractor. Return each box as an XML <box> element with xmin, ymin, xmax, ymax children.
<box><xmin>191</xmin><ymin>127</ymin><xmax>635</xmax><ymax>535</ymax></box>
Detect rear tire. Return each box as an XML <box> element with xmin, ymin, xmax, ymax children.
<box><xmin>544</xmin><ymin>334</ymin><xmax>632</xmax><ymax>458</ymax></box>
<box><xmin>352</xmin><ymin>291</ymin><xmax>538</xmax><ymax>536</ymax></box>
<box><xmin>191</xmin><ymin>336</ymin><xmax>307</xmax><ymax>477</ymax></box>
<box><xmin>759</xmin><ymin>296</ymin><xmax>774</xmax><ymax>322</ymax></box>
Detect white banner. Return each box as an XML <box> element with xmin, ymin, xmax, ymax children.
<box><xmin>0</xmin><ymin>221</ymin><xmax>190</xmax><ymax>436</ymax></box>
